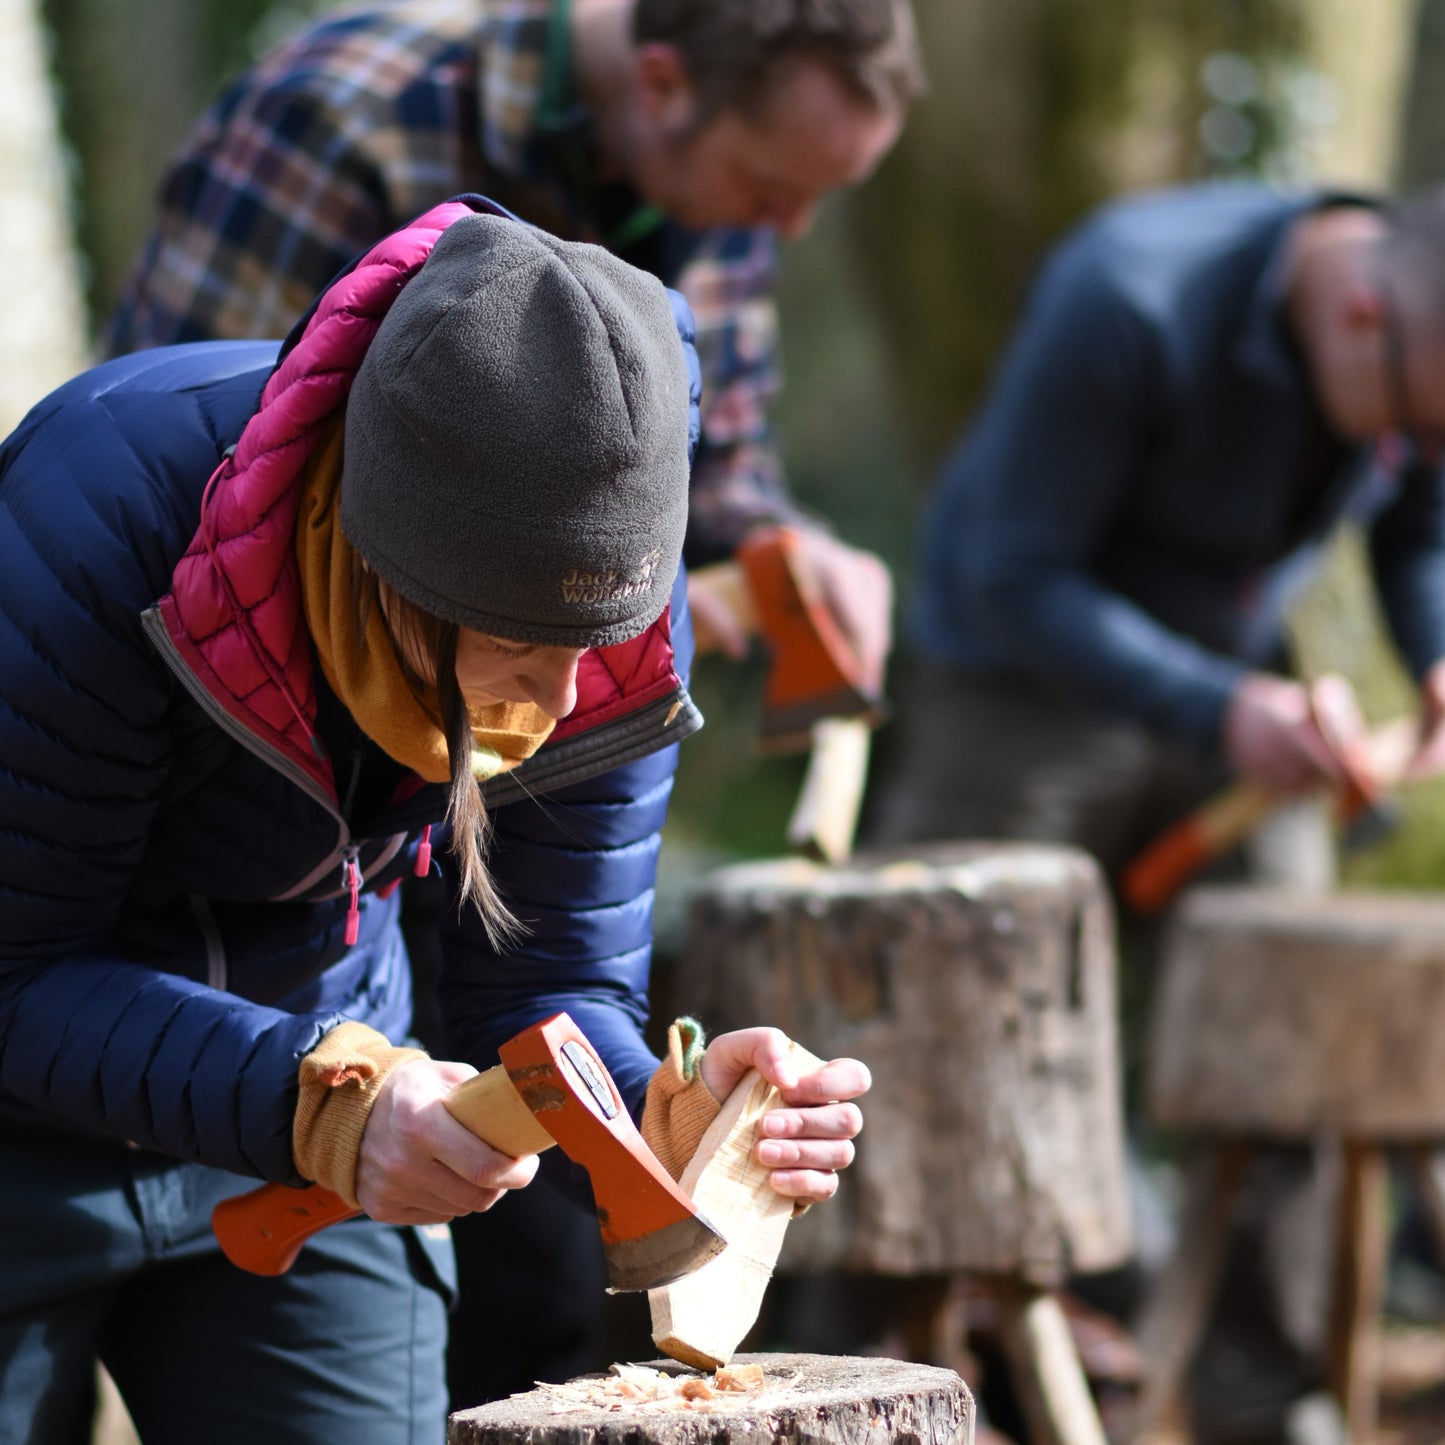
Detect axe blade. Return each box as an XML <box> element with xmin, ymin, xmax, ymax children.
<box><xmin>738</xmin><ymin>529</ymin><xmax>887</xmax><ymax>754</ymax></box>
<box><xmin>499</xmin><ymin>1014</ymin><xmax>726</xmax><ymax>1291</ymax></box>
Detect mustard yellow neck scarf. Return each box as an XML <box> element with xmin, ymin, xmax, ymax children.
<box><xmin>296</xmin><ymin>416</ymin><xmax>555</xmax><ymax>785</ymax></box>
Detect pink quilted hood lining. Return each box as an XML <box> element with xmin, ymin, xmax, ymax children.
<box><xmin>155</xmin><ymin>200</ymin><xmax>681</xmax><ymax>802</ymax></box>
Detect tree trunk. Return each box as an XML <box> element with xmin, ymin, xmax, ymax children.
<box><xmin>448</xmin><ymin>1354</ymin><xmax>973</xmax><ymax>1445</ymax></box>
<box><xmin>672</xmin><ymin>843</ymin><xmax>1132</xmax><ymax>1283</ymax></box>
<box><xmin>0</xmin><ymin>0</ymin><xmax>88</xmax><ymax>432</ymax></box>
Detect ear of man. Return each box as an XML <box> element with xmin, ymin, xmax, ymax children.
<box><xmin>633</xmin><ymin>42</ymin><xmax>697</xmax><ymax>129</ymax></box>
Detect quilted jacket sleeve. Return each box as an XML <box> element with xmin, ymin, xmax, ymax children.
<box><xmin>0</xmin><ymin>361</ymin><xmax>346</xmax><ymax>1181</ymax></box>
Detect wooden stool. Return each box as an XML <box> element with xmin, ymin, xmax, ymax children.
<box><xmin>671</xmin><ymin>843</ymin><xmax>1134</xmax><ymax>1445</ymax></box>
<box><xmin>448</xmin><ymin>1352</ymin><xmax>974</xmax><ymax>1443</ymax></box>
<box><xmin>1133</xmin><ymin>886</ymin><xmax>1445</xmax><ymax>1443</ymax></box>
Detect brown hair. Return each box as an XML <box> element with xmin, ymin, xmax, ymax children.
<box><xmin>353</xmin><ymin>561</ymin><xmax>520</xmax><ymax>946</ymax></box>
<box><xmin>633</xmin><ymin>0</ymin><xmax>926</xmax><ymax>122</ymax></box>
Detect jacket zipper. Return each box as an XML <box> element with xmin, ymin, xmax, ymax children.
<box><xmin>144</xmin><ymin>608</ymin><xmax>416</xmax><ymax>914</ymax></box>
<box><xmin>341</xmin><ymin>846</ymin><xmax>362</xmax><ymax>946</ymax></box>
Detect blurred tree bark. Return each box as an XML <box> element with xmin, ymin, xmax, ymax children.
<box><xmin>40</xmin><ymin>0</ymin><xmax>323</xmax><ymax>329</ymax></box>
<box><xmin>1400</xmin><ymin>0</ymin><xmax>1445</xmax><ymax>189</ymax></box>
<box><xmin>0</xmin><ymin>0</ymin><xmax>88</xmax><ymax>431</ymax></box>
<box><xmin>41</xmin><ymin>0</ymin><xmax>206</xmax><ymax>324</ymax></box>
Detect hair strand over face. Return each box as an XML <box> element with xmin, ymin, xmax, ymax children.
<box><xmin>354</xmin><ymin>560</ymin><xmax>521</xmax><ymax>946</ymax></box>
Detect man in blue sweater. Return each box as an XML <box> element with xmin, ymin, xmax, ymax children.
<box><xmin>874</xmin><ymin>182</ymin><xmax>1445</xmax><ymax>1443</ymax></box>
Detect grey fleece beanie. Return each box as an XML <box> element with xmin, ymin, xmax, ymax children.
<box><xmin>341</xmin><ymin>213</ymin><xmax>691</xmax><ymax>648</ymax></box>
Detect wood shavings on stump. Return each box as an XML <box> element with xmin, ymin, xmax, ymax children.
<box><xmin>448</xmin><ymin>1352</ymin><xmax>975</xmax><ymax>1444</ymax></box>
<box><xmin>534</xmin><ymin>1361</ymin><xmax>776</xmax><ymax>1415</ymax></box>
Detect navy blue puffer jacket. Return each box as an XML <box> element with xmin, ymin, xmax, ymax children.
<box><xmin>0</xmin><ymin>200</ymin><xmax>703</xmax><ymax>1187</ymax></box>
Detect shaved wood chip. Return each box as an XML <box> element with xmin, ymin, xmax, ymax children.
<box><xmin>714</xmin><ymin>1364</ymin><xmax>765</xmax><ymax>1390</ymax></box>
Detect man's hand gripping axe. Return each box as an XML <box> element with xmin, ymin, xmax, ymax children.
<box><xmin>689</xmin><ymin>527</ymin><xmax>889</xmax><ymax>863</ymax></box>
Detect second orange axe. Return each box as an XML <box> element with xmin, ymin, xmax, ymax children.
<box><xmin>211</xmin><ymin>1012</ymin><xmax>726</xmax><ymax>1291</ymax></box>
<box><xmin>690</xmin><ymin>528</ymin><xmax>888</xmax><ymax>863</ymax></box>
<box><xmin>1121</xmin><ymin>679</ymin><xmax>1405</xmax><ymax>915</ymax></box>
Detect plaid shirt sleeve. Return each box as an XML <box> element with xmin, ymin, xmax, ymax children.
<box><xmin>673</xmin><ymin>229</ymin><xmax>820</xmax><ymax>565</ymax></box>
<box><xmin>103</xmin><ymin>96</ymin><xmax>387</xmax><ymax>355</ymax></box>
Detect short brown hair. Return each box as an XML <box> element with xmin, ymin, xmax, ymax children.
<box><xmin>633</xmin><ymin>0</ymin><xmax>925</xmax><ymax>121</ymax></box>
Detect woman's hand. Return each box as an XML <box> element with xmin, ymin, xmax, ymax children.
<box><xmin>353</xmin><ymin>1059</ymin><xmax>539</xmax><ymax>1224</ymax></box>
<box><xmin>700</xmin><ymin>1027</ymin><xmax>869</xmax><ymax>1205</ymax></box>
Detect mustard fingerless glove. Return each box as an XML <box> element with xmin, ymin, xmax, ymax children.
<box><xmin>292</xmin><ymin>1021</ymin><xmax>428</xmax><ymax>1207</ymax></box>
<box><xmin>642</xmin><ymin>1017</ymin><xmax>723</xmax><ymax>1182</ymax></box>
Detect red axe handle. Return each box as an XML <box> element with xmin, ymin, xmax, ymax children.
<box><xmin>211</xmin><ymin>1181</ymin><xmax>362</xmax><ymax>1277</ymax></box>
<box><xmin>212</xmin><ymin>1058</ymin><xmax>554</xmax><ymax>1277</ymax></box>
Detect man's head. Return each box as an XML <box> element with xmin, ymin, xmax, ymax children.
<box><xmin>1294</xmin><ymin>190</ymin><xmax>1445</xmax><ymax>465</ymax></box>
<box><xmin>609</xmin><ymin>0</ymin><xmax>923</xmax><ymax>240</ymax></box>
<box><xmin>1374</xmin><ymin>188</ymin><xmax>1445</xmax><ymax>464</ymax></box>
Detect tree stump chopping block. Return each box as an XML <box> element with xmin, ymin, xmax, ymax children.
<box><xmin>1134</xmin><ymin>885</ymin><xmax>1445</xmax><ymax>1444</ymax></box>
<box><xmin>672</xmin><ymin>843</ymin><xmax>1132</xmax><ymax>1283</ymax></box>
<box><xmin>447</xmin><ymin>1353</ymin><xmax>973</xmax><ymax>1444</ymax></box>
<box><xmin>1149</xmin><ymin>886</ymin><xmax>1445</xmax><ymax>1136</ymax></box>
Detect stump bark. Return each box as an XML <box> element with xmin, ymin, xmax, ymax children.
<box><xmin>1133</xmin><ymin>884</ymin><xmax>1445</xmax><ymax>1442</ymax></box>
<box><xmin>1149</xmin><ymin>886</ymin><xmax>1445</xmax><ymax>1136</ymax></box>
<box><xmin>672</xmin><ymin>843</ymin><xmax>1132</xmax><ymax>1283</ymax></box>
<box><xmin>447</xmin><ymin>1353</ymin><xmax>973</xmax><ymax>1444</ymax></box>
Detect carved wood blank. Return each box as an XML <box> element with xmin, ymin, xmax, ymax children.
<box><xmin>672</xmin><ymin>843</ymin><xmax>1132</xmax><ymax>1284</ymax></box>
<box><xmin>650</xmin><ymin>1044</ymin><xmax>824</xmax><ymax>1370</ymax></box>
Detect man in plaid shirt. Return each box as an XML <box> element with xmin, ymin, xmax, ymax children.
<box><xmin>106</xmin><ymin>0</ymin><xmax>923</xmax><ymax>685</ymax></box>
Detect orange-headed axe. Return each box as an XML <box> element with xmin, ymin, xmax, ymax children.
<box><xmin>689</xmin><ymin>528</ymin><xmax>888</xmax><ymax>862</ymax></box>
<box><xmin>212</xmin><ymin>1012</ymin><xmax>725</xmax><ymax>1291</ymax></box>
<box><xmin>1121</xmin><ymin>678</ymin><xmax>1406</xmax><ymax>915</ymax></box>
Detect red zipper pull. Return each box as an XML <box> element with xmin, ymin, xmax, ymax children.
<box><xmin>342</xmin><ymin>852</ymin><xmax>361</xmax><ymax>946</ymax></box>
<box><xmin>414</xmin><ymin>825</ymin><xmax>433</xmax><ymax>878</ymax></box>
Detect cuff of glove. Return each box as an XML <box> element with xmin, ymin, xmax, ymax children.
<box><xmin>292</xmin><ymin>1021</ymin><xmax>428</xmax><ymax>1207</ymax></box>
<box><xmin>642</xmin><ymin>1017</ymin><xmax>722</xmax><ymax>1182</ymax></box>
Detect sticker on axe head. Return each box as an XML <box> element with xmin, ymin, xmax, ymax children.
<box><xmin>561</xmin><ymin>1039</ymin><xmax>620</xmax><ymax>1120</ymax></box>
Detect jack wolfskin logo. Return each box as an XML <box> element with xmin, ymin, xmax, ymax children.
<box><xmin>560</xmin><ymin>549</ymin><xmax>662</xmax><ymax>605</ymax></box>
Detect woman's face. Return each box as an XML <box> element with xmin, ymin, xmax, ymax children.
<box><xmin>453</xmin><ymin>630</ymin><xmax>585</xmax><ymax>721</ymax></box>
<box><xmin>376</xmin><ymin>579</ymin><xmax>585</xmax><ymax>721</ymax></box>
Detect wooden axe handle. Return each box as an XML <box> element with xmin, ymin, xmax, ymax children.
<box><xmin>1119</xmin><ymin>782</ymin><xmax>1276</xmax><ymax>915</ymax></box>
<box><xmin>212</xmin><ymin>1063</ymin><xmax>553</xmax><ymax>1276</ymax></box>
<box><xmin>786</xmin><ymin>717</ymin><xmax>872</xmax><ymax>866</ymax></box>
<box><xmin>211</xmin><ymin>1180</ymin><xmax>362</xmax><ymax>1277</ymax></box>
<box><xmin>1121</xmin><ymin>701</ymin><xmax>1414</xmax><ymax>916</ymax></box>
